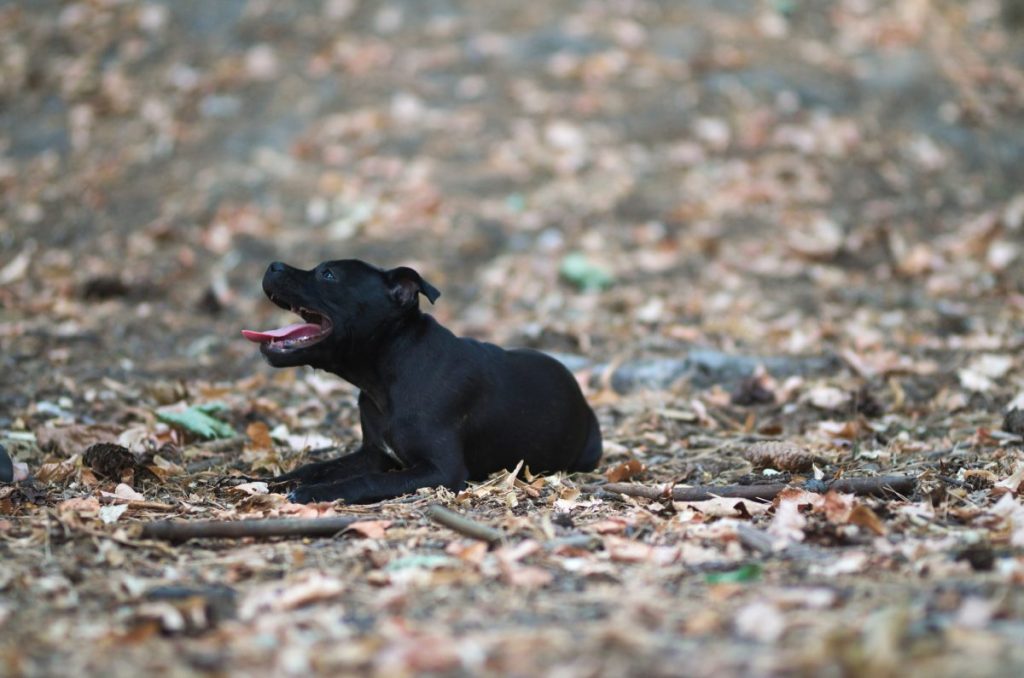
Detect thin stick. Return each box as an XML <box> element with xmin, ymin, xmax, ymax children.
<box><xmin>139</xmin><ymin>516</ymin><xmax>362</xmax><ymax>542</ymax></box>
<box><xmin>425</xmin><ymin>504</ymin><xmax>505</xmax><ymax>545</ymax></box>
<box><xmin>591</xmin><ymin>474</ymin><xmax>916</xmax><ymax>503</ymax></box>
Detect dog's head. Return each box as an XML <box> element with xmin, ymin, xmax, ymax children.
<box><xmin>242</xmin><ymin>259</ymin><xmax>440</xmax><ymax>368</ymax></box>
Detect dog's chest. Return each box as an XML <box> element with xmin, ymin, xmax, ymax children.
<box><xmin>379</xmin><ymin>440</ymin><xmax>405</xmax><ymax>468</ymax></box>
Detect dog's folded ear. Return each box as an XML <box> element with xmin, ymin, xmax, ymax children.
<box><xmin>387</xmin><ymin>266</ymin><xmax>441</xmax><ymax>306</ymax></box>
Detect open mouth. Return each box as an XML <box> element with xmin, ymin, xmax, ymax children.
<box><xmin>241</xmin><ymin>300</ymin><xmax>333</xmax><ymax>353</ymax></box>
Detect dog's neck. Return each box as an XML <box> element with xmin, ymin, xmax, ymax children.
<box><xmin>324</xmin><ymin>311</ymin><xmax>434</xmax><ymax>410</ymax></box>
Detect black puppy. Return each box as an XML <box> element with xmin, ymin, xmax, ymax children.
<box><xmin>242</xmin><ymin>260</ymin><xmax>602</xmax><ymax>503</ymax></box>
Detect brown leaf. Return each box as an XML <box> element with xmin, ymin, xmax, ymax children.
<box><xmin>820</xmin><ymin>491</ymin><xmax>856</xmax><ymax>524</ymax></box>
<box><xmin>848</xmin><ymin>504</ymin><xmax>886</xmax><ymax>536</ymax></box>
<box><xmin>246</xmin><ymin>421</ymin><xmax>273</xmax><ymax>451</ymax></box>
<box><xmin>587</xmin><ymin>518</ymin><xmax>629</xmax><ymax>534</ymax></box>
<box><xmin>345</xmin><ymin>520</ymin><xmax>392</xmax><ymax>539</ymax></box>
<box><xmin>37</xmin><ymin>424</ymin><xmax>123</xmax><ymax>456</ymax></box>
<box><xmin>36</xmin><ymin>456</ymin><xmax>81</xmax><ymax>484</ymax></box>
<box><xmin>604</xmin><ymin>459</ymin><xmax>646</xmax><ymax>483</ymax></box>
<box><xmin>113</xmin><ymin>483</ymin><xmax>146</xmax><ymax>501</ymax></box>
<box><xmin>57</xmin><ymin>496</ymin><xmax>101</xmax><ymax>517</ymax></box>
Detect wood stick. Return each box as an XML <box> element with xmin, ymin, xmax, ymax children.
<box><xmin>425</xmin><ymin>504</ymin><xmax>505</xmax><ymax>544</ymax></box>
<box><xmin>139</xmin><ymin>516</ymin><xmax>362</xmax><ymax>542</ymax></box>
<box><xmin>591</xmin><ymin>474</ymin><xmax>916</xmax><ymax>503</ymax></box>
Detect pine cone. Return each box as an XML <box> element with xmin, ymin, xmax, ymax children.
<box><xmin>83</xmin><ymin>443</ymin><xmax>138</xmax><ymax>480</ymax></box>
<box><xmin>743</xmin><ymin>441</ymin><xmax>813</xmax><ymax>472</ymax></box>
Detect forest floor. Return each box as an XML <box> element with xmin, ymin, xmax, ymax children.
<box><xmin>3</xmin><ymin>1</ymin><xmax>1024</xmax><ymax>676</ymax></box>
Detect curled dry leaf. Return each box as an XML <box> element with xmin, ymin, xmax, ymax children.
<box><xmin>113</xmin><ymin>483</ymin><xmax>146</xmax><ymax>501</ymax></box>
<box><xmin>36</xmin><ymin>456</ymin><xmax>81</xmax><ymax>484</ymax></box>
<box><xmin>743</xmin><ymin>441</ymin><xmax>813</xmax><ymax>472</ymax></box>
<box><xmin>604</xmin><ymin>459</ymin><xmax>646</xmax><ymax>483</ymax></box>
<box><xmin>848</xmin><ymin>504</ymin><xmax>886</xmax><ymax>536</ymax></box>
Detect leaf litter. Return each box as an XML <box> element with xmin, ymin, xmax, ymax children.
<box><xmin>2</xmin><ymin>1</ymin><xmax>1024</xmax><ymax>676</ymax></box>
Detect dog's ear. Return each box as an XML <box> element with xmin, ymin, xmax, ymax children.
<box><xmin>387</xmin><ymin>266</ymin><xmax>441</xmax><ymax>306</ymax></box>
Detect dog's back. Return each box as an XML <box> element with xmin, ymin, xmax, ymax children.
<box><xmin>458</xmin><ymin>343</ymin><xmax>601</xmax><ymax>479</ymax></box>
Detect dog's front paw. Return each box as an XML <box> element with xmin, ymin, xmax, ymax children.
<box><xmin>287</xmin><ymin>485</ymin><xmax>318</xmax><ymax>504</ymax></box>
<box><xmin>287</xmin><ymin>483</ymin><xmax>342</xmax><ymax>504</ymax></box>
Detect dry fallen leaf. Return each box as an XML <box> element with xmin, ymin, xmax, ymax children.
<box><xmin>994</xmin><ymin>464</ymin><xmax>1024</xmax><ymax>495</ymax></box>
<box><xmin>345</xmin><ymin>520</ymin><xmax>392</xmax><ymax>539</ymax></box>
<box><xmin>604</xmin><ymin>459</ymin><xmax>646</xmax><ymax>482</ymax></box>
<box><xmin>805</xmin><ymin>385</ymin><xmax>851</xmax><ymax>411</ymax></box>
<box><xmin>767</xmin><ymin>498</ymin><xmax>806</xmax><ymax>545</ymax></box>
<box><xmin>246</xmin><ymin>421</ymin><xmax>273</xmax><ymax>450</ymax></box>
<box><xmin>848</xmin><ymin>504</ymin><xmax>886</xmax><ymax>536</ymax></box>
<box><xmin>113</xmin><ymin>483</ymin><xmax>146</xmax><ymax>501</ymax></box>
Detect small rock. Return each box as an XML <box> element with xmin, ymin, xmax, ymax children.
<box><xmin>731</xmin><ymin>376</ymin><xmax>775</xmax><ymax>406</ymax></box>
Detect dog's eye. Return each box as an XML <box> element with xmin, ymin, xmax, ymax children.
<box><xmin>321</xmin><ymin>269</ymin><xmax>336</xmax><ymax>281</ymax></box>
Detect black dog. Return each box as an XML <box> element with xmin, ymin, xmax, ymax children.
<box><xmin>242</xmin><ymin>260</ymin><xmax>602</xmax><ymax>503</ymax></box>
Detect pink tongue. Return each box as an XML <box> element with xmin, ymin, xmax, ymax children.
<box><xmin>241</xmin><ymin>323</ymin><xmax>321</xmax><ymax>343</ymax></box>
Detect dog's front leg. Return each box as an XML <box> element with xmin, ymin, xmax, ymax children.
<box><xmin>288</xmin><ymin>460</ymin><xmax>468</xmax><ymax>504</ymax></box>
<box><xmin>272</xmin><ymin>445</ymin><xmax>394</xmax><ymax>486</ymax></box>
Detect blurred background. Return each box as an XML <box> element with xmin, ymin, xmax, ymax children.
<box><xmin>2</xmin><ymin>0</ymin><xmax>1024</xmax><ymax>402</ymax></box>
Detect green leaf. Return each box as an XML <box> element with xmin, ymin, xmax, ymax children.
<box><xmin>559</xmin><ymin>252</ymin><xmax>614</xmax><ymax>291</ymax></box>
<box><xmin>704</xmin><ymin>563</ymin><xmax>762</xmax><ymax>584</ymax></box>
<box><xmin>157</xmin><ymin>403</ymin><xmax>235</xmax><ymax>440</ymax></box>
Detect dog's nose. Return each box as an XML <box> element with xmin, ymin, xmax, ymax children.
<box><xmin>268</xmin><ymin>261</ymin><xmax>286</xmax><ymax>275</ymax></box>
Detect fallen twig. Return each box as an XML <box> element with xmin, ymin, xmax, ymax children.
<box><xmin>139</xmin><ymin>516</ymin><xmax>362</xmax><ymax>542</ymax></box>
<box><xmin>98</xmin><ymin>496</ymin><xmax>178</xmax><ymax>511</ymax></box>
<box><xmin>589</xmin><ymin>474</ymin><xmax>916</xmax><ymax>502</ymax></box>
<box><xmin>425</xmin><ymin>504</ymin><xmax>505</xmax><ymax>545</ymax></box>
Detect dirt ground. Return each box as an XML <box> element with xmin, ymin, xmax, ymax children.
<box><xmin>3</xmin><ymin>1</ymin><xmax>1024</xmax><ymax>676</ymax></box>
